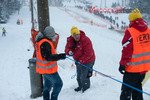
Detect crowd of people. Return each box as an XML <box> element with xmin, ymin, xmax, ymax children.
<box><xmin>1</xmin><ymin>19</ymin><xmax>24</xmax><ymax>37</ymax></box>
<box><xmin>30</xmin><ymin>8</ymin><xmax>150</xmax><ymax>100</ymax></box>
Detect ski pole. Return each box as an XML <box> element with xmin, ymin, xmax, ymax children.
<box><xmin>66</xmin><ymin>56</ymin><xmax>150</xmax><ymax>96</ymax></box>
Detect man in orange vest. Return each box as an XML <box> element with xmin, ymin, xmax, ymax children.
<box><xmin>35</xmin><ymin>26</ymin><xmax>66</xmax><ymax>100</ymax></box>
<box><xmin>119</xmin><ymin>8</ymin><xmax>150</xmax><ymax>100</ymax></box>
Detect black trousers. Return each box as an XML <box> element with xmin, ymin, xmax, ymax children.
<box><xmin>120</xmin><ymin>72</ymin><xmax>145</xmax><ymax>100</ymax></box>
<box><xmin>76</xmin><ymin>61</ymin><xmax>95</xmax><ymax>91</ymax></box>
<box><xmin>2</xmin><ymin>32</ymin><xmax>6</xmax><ymax>36</ymax></box>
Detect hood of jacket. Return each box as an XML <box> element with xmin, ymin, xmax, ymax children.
<box><xmin>77</xmin><ymin>30</ymin><xmax>86</xmax><ymax>41</ymax></box>
<box><xmin>35</xmin><ymin>32</ymin><xmax>45</xmax><ymax>42</ymax></box>
<box><xmin>129</xmin><ymin>18</ymin><xmax>148</xmax><ymax>32</ymax></box>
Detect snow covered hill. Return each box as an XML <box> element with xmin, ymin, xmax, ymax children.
<box><xmin>0</xmin><ymin>5</ymin><xmax>150</xmax><ymax>100</ymax></box>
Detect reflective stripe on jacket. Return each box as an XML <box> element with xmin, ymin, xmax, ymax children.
<box><xmin>36</xmin><ymin>39</ymin><xmax>58</xmax><ymax>74</ymax></box>
<box><xmin>126</xmin><ymin>27</ymin><xmax>150</xmax><ymax>72</ymax></box>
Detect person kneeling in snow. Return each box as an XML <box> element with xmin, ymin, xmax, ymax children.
<box><xmin>65</xmin><ymin>26</ymin><xmax>95</xmax><ymax>93</ymax></box>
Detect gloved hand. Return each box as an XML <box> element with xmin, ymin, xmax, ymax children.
<box><xmin>68</xmin><ymin>51</ymin><xmax>73</xmax><ymax>56</ymax></box>
<box><xmin>58</xmin><ymin>53</ymin><xmax>66</xmax><ymax>59</ymax></box>
<box><xmin>87</xmin><ymin>71</ymin><xmax>93</xmax><ymax>78</ymax></box>
<box><xmin>119</xmin><ymin>64</ymin><xmax>126</xmax><ymax>74</ymax></box>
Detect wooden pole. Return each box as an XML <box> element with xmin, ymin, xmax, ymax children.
<box><xmin>28</xmin><ymin>0</ymin><xmax>50</xmax><ymax>98</ymax></box>
<box><xmin>37</xmin><ymin>0</ymin><xmax>50</xmax><ymax>33</ymax></box>
<box><xmin>30</xmin><ymin>0</ymin><xmax>34</xmax><ymax>29</ymax></box>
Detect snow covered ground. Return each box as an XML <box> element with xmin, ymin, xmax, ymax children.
<box><xmin>0</xmin><ymin>4</ymin><xmax>150</xmax><ymax>100</ymax></box>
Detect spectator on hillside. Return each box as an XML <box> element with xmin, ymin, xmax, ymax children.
<box><xmin>116</xmin><ymin>23</ymin><xmax>119</xmax><ymax>28</ymax></box>
<box><xmin>90</xmin><ymin>20</ymin><xmax>93</xmax><ymax>25</ymax></box>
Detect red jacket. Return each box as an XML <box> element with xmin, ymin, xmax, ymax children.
<box><xmin>65</xmin><ymin>30</ymin><xmax>95</xmax><ymax>64</ymax></box>
<box><xmin>120</xmin><ymin>18</ymin><xmax>148</xmax><ymax>73</ymax></box>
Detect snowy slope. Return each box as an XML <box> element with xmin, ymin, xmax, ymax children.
<box><xmin>0</xmin><ymin>5</ymin><xmax>150</xmax><ymax>100</ymax></box>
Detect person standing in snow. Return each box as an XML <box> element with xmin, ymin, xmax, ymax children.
<box><xmin>17</xmin><ymin>19</ymin><xmax>20</xmax><ymax>25</ymax></box>
<box><xmin>119</xmin><ymin>8</ymin><xmax>150</xmax><ymax>100</ymax></box>
<box><xmin>2</xmin><ymin>27</ymin><xmax>6</xmax><ymax>36</ymax></box>
<box><xmin>21</xmin><ymin>19</ymin><xmax>23</xmax><ymax>24</ymax></box>
<box><xmin>35</xmin><ymin>26</ymin><xmax>66</xmax><ymax>100</ymax></box>
<box><xmin>65</xmin><ymin>26</ymin><xmax>95</xmax><ymax>93</ymax></box>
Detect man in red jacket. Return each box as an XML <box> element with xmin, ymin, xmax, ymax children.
<box><xmin>119</xmin><ymin>9</ymin><xmax>150</xmax><ymax>100</ymax></box>
<box><xmin>65</xmin><ymin>26</ymin><xmax>95</xmax><ymax>93</ymax></box>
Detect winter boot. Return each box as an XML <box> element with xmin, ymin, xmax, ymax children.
<box><xmin>74</xmin><ymin>87</ymin><xmax>81</xmax><ymax>92</ymax></box>
<box><xmin>82</xmin><ymin>88</ymin><xmax>88</xmax><ymax>93</ymax></box>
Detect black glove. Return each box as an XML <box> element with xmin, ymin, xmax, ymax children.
<box><xmin>87</xmin><ymin>71</ymin><xmax>93</xmax><ymax>78</ymax></box>
<box><xmin>119</xmin><ymin>64</ymin><xmax>126</xmax><ymax>74</ymax></box>
<box><xmin>75</xmin><ymin>61</ymin><xmax>79</xmax><ymax>67</ymax></box>
<box><xmin>58</xmin><ymin>53</ymin><xmax>66</xmax><ymax>60</ymax></box>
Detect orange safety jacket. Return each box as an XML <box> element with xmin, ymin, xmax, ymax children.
<box><xmin>126</xmin><ymin>27</ymin><xmax>150</xmax><ymax>73</ymax></box>
<box><xmin>36</xmin><ymin>39</ymin><xmax>58</xmax><ymax>74</ymax></box>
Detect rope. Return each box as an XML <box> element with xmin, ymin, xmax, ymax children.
<box><xmin>71</xmin><ymin>72</ymin><xmax>77</xmax><ymax>79</ymax></box>
<box><xmin>66</xmin><ymin>56</ymin><xmax>150</xmax><ymax>96</ymax></box>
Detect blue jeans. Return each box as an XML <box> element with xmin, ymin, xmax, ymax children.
<box><xmin>43</xmin><ymin>72</ymin><xmax>63</xmax><ymax>100</ymax></box>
